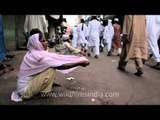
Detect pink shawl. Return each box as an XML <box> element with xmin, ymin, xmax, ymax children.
<box><xmin>18</xmin><ymin>33</ymin><xmax>89</xmax><ymax>78</ymax></box>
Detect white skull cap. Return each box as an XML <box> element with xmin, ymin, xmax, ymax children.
<box><xmin>108</xmin><ymin>19</ymin><xmax>112</xmax><ymax>22</ymax></box>
<box><xmin>114</xmin><ymin>18</ymin><xmax>119</xmax><ymax>21</ymax></box>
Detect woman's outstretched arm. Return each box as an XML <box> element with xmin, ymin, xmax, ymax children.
<box><xmin>54</xmin><ymin>60</ymin><xmax>90</xmax><ymax>70</ymax></box>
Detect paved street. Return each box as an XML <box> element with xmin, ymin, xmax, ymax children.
<box><xmin>0</xmin><ymin>49</ymin><xmax>160</xmax><ymax>105</ymax></box>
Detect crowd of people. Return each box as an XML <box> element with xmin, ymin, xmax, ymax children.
<box><xmin>9</xmin><ymin>15</ymin><xmax>160</xmax><ymax>102</ymax></box>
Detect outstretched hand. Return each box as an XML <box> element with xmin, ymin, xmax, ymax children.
<box><xmin>79</xmin><ymin>60</ymin><xmax>90</xmax><ymax>67</ymax></box>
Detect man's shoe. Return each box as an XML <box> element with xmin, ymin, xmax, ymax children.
<box><xmin>151</xmin><ymin>65</ymin><xmax>160</xmax><ymax>70</ymax></box>
<box><xmin>117</xmin><ymin>53</ymin><xmax>120</xmax><ymax>56</ymax></box>
<box><xmin>94</xmin><ymin>55</ymin><xmax>98</xmax><ymax>58</ymax></box>
<box><xmin>134</xmin><ymin>70</ymin><xmax>143</xmax><ymax>77</ymax></box>
<box><xmin>151</xmin><ymin>62</ymin><xmax>160</xmax><ymax>70</ymax></box>
<box><xmin>84</xmin><ymin>49</ymin><xmax>87</xmax><ymax>53</ymax></box>
<box><xmin>117</xmin><ymin>66</ymin><xmax>125</xmax><ymax>71</ymax></box>
<box><xmin>148</xmin><ymin>54</ymin><xmax>153</xmax><ymax>59</ymax></box>
<box><xmin>107</xmin><ymin>52</ymin><xmax>112</xmax><ymax>56</ymax></box>
<box><xmin>87</xmin><ymin>53</ymin><xmax>91</xmax><ymax>57</ymax></box>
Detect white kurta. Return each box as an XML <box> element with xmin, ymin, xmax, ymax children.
<box><xmin>24</xmin><ymin>15</ymin><xmax>48</xmax><ymax>35</ymax></box>
<box><xmin>77</xmin><ymin>23</ymin><xmax>88</xmax><ymax>45</ymax></box>
<box><xmin>146</xmin><ymin>15</ymin><xmax>160</xmax><ymax>62</ymax></box>
<box><xmin>103</xmin><ymin>20</ymin><xmax>114</xmax><ymax>51</ymax></box>
<box><xmin>87</xmin><ymin>19</ymin><xmax>102</xmax><ymax>55</ymax></box>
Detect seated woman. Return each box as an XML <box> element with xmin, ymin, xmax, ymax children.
<box><xmin>11</xmin><ymin>32</ymin><xmax>90</xmax><ymax>102</ymax></box>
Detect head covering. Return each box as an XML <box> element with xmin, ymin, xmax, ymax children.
<box><xmin>108</xmin><ymin>19</ymin><xmax>112</xmax><ymax>22</ymax></box>
<box><xmin>62</xmin><ymin>35</ymin><xmax>69</xmax><ymax>41</ymax></box>
<box><xmin>107</xmin><ymin>19</ymin><xmax>114</xmax><ymax>35</ymax></box>
<box><xmin>114</xmin><ymin>18</ymin><xmax>119</xmax><ymax>22</ymax></box>
<box><xmin>108</xmin><ymin>19</ymin><xmax>112</xmax><ymax>25</ymax></box>
<box><xmin>27</xmin><ymin>33</ymin><xmax>45</xmax><ymax>51</ymax></box>
<box><xmin>18</xmin><ymin>33</ymin><xmax>89</xmax><ymax>78</ymax></box>
<box><xmin>50</xmin><ymin>15</ymin><xmax>60</xmax><ymax>19</ymax></box>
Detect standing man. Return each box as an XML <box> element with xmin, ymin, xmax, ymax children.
<box><xmin>117</xmin><ymin>15</ymin><xmax>148</xmax><ymax>77</ymax></box>
<box><xmin>77</xmin><ymin>19</ymin><xmax>88</xmax><ymax>53</ymax></box>
<box><xmin>146</xmin><ymin>15</ymin><xmax>160</xmax><ymax>70</ymax></box>
<box><xmin>24</xmin><ymin>15</ymin><xmax>48</xmax><ymax>41</ymax></box>
<box><xmin>103</xmin><ymin>19</ymin><xmax>114</xmax><ymax>56</ymax></box>
<box><xmin>110</xmin><ymin>18</ymin><xmax>122</xmax><ymax>56</ymax></box>
<box><xmin>87</xmin><ymin>16</ymin><xmax>103</xmax><ymax>58</ymax></box>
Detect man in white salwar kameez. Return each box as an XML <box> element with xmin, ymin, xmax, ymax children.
<box><xmin>103</xmin><ymin>19</ymin><xmax>114</xmax><ymax>56</ymax></box>
<box><xmin>87</xmin><ymin>16</ymin><xmax>103</xmax><ymax>58</ymax></box>
<box><xmin>146</xmin><ymin>15</ymin><xmax>160</xmax><ymax>69</ymax></box>
<box><xmin>77</xmin><ymin>19</ymin><xmax>88</xmax><ymax>53</ymax></box>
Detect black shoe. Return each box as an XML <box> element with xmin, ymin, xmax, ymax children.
<box><xmin>6</xmin><ymin>55</ymin><xmax>14</xmax><ymax>59</ymax></box>
<box><xmin>100</xmin><ymin>48</ymin><xmax>103</xmax><ymax>52</ymax></box>
<box><xmin>148</xmin><ymin>54</ymin><xmax>153</xmax><ymax>59</ymax></box>
<box><xmin>151</xmin><ymin>65</ymin><xmax>156</xmax><ymax>68</ymax></box>
<box><xmin>94</xmin><ymin>55</ymin><xmax>98</xmax><ymax>58</ymax></box>
<box><xmin>151</xmin><ymin>62</ymin><xmax>160</xmax><ymax>69</ymax></box>
<box><xmin>151</xmin><ymin>65</ymin><xmax>160</xmax><ymax>70</ymax></box>
<box><xmin>107</xmin><ymin>52</ymin><xmax>111</xmax><ymax>56</ymax></box>
<box><xmin>117</xmin><ymin>66</ymin><xmax>125</xmax><ymax>71</ymax></box>
<box><xmin>156</xmin><ymin>66</ymin><xmax>160</xmax><ymax>70</ymax></box>
<box><xmin>87</xmin><ymin>53</ymin><xmax>91</xmax><ymax>57</ymax></box>
<box><xmin>134</xmin><ymin>70</ymin><xmax>143</xmax><ymax>77</ymax></box>
<box><xmin>84</xmin><ymin>49</ymin><xmax>87</xmax><ymax>53</ymax></box>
